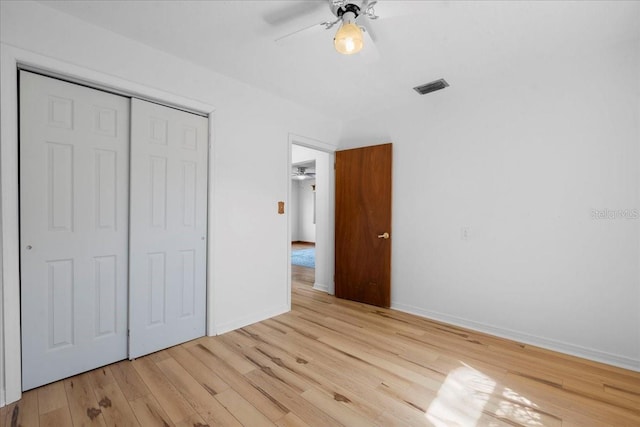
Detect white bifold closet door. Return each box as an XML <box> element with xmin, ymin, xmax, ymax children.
<box><xmin>20</xmin><ymin>73</ymin><xmax>208</xmax><ymax>390</ymax></box>
<box><xmin>20</xmin><ymin>71</ymin><xmax>130</xmax><ymax>390</ymax></box>
<box><xmin>128</xmin><ymin>99</ymin><xmax>208</xmax><ymax>359</ymax></box>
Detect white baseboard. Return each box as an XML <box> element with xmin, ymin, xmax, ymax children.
<box><xmin>313</xmin><ymin>282</ymin><xmax>329</xmax><ymax>293</ymax></box>
<box><xmin>392</xmin><ymin>302</ymin><xmax>640</xmax><ymax>373</ymax></box>
<box><xmin>213</xmin><ymin>304</ymin><xmax>290</xmax><ymax>336</ymax></box>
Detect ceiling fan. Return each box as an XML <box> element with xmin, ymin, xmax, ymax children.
<box><xmin>292</xmin><ymin>167</ymin><xmax>316</xmax><ymax>180</ymax></box>
<box><xmin>272</xmin><ymin>0</ymin><xmax>380</xmax><ymax>55</ymax></box>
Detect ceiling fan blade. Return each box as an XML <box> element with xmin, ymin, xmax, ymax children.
<box><xmin>372</xmin><ymin>0</ymin><xmax>434</xmax><ymax>19</ymax></box>
<box><xmin>263</xmin><ymin>0</ymin><xmax>328</xmax><ymax>27</ymax></box>
<box><xmin>275</xmin><ymin>21</ymin><xmax>328</xmax><ymax>43</ymax></box>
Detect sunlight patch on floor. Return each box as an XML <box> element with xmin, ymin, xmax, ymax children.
<box><xmin>426</xmin><ymin>363</ymin><xmax>545</xmax><ymax>426</ymax></box>
<box><xmin>426</xmin><ymin>363</ymin><xmax>496</xmax><ymax>426</ymax></box>
<box><xmin>493</xmin><ymin>387</ymin><xmax>544</xmax><ymax>426</ymax></box>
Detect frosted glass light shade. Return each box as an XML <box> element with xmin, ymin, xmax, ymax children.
<box><xmin>334</xmin><ymin>22</ymin><xmax>364</xmax><ymax>55</ymax></box>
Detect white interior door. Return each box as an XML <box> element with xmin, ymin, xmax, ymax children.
<box><xmin>129</xmin><ymin>99</ymin><xmax>208</xmax><ymax>358</ymax></box>
<box><xmin>20</xmin><ymin>71</ymin><xmax>130</xmax><ymax>390</ymax></box>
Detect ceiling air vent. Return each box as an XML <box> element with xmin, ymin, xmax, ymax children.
<box><xmin>413</xmin><ymin>79</ymin><xmax>449</xmax><ymax>95</ymax></box>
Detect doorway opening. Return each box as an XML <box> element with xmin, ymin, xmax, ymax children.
<box><xmin>289</xmin><ymin>141</ymin><xmax>334</xmax><ymax>299</ymax></box>
<box><xmin>291</xmin><ymin>157</ymin><xmax>316</xmax><ymax>287</ymax></box>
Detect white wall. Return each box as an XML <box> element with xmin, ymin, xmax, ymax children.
<box><xmin>291</xmin><ymin>179</ymin><xmax>316</xmax><ymax>243</ymax></box>
<box><xmin>290</xmin><ymin>179</ymin><xmax>301</xmax><ymax>242</ymax></box>
<box><xmin>298</xmin><ymin>180</ymin><xmax>316</xmax><ymax>243</ymax></box>
<box><xmin>340</xmin><ymin>39</ymin><xmax>640</xmax><ymax>371</ymax></box>
<box><xmin>290</xmin><ymin>144</ymin><xmax>318</xmax><ymax>244</ymax></box>
<box><xmin>292</xmin><ymin>144</ymin><xmax>320</xmax><ymax>164</ymax></box>
<box><xmin>638</xmin><ymin>39</ymin><xmax>640</xmax><ymax>364</ymax></box>
<box><xmin>0</xmin><ymin>190</ymin><xmax>3</xmax><ymax>405</ymax></box>
<box><xmin>0</xmin><ymin>0</ymin><xmax>339</xmax><ymax>404</ymax></box>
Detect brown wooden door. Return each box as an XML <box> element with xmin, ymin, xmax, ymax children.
<box><xmin>335</xmin><ymin>143</ymin><xmax>392</xmax><ymax>308</ymax></box>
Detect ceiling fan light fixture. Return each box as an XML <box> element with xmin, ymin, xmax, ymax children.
<box><xmin>333</xmin><ymin>10</ymin><xmax>363</xmax><ymax>55</ymax></box>
<box><xmin>292</xmin><ymin>166</ymin><xmax>315</xmax><ymax>180</ymax></box>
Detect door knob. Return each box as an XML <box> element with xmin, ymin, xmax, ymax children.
<box><xmin>377</xmin><ymin>232</ymin><xmax>390</xmax><ymax>239</ymax></box>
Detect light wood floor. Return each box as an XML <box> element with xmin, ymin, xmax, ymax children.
<box><xmin>3</xmin><ymin>274</ymin><xmax>639</xmax><ymax>426</ymax></box>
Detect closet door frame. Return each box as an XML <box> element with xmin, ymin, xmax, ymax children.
<box><xmin>0</xmin><ymin>46</ymin><xmax>216</xmax><ymax>405</ymax></box>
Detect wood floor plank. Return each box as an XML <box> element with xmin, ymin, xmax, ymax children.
<box><xmin>218</xmin><ymin>329</ymin><xmax>260</xmax><ymax>350</ymax></box>
<box><xmin>37</xmin><ymin>381</ymin><xmax>68</xmax><ymax>415</ymax></box>
<box><xmin>40</xmin><ymin>406</ymin><xmax>73</xmax><ymax>427</ymax></box>
<box><xmin>314</xmin><ymin>321</ymin><xmax>448</xmax><ymax>387</ymax></box>
<box><xmin>88</xmin><ymin>366</ymin><xmax>117</xmax><ymax>390</ymax></box>
<box><xmin>376</xmin><ymin>379</ymin><xmax>437</xmax><ymax>416</ymax></box>
<box><xmin>247</xmin><ymin>324</ymin><xmax>386</xmax><ymax>390</ymax></box>
<box><xmin>156</xmin><ymin>356</ymin><xmax>242</xmax><ymax>427</ymax></box>
<box><xmin>1</xmin><ymin>389</ymin><xmax>39</xmax><ymax>427</ymax></box>
<box><xmin>64</xmin><ymin>373</ymin><xmax>107</xmax><ymax>426</ymax></box>
<box><xmin>300</xmin><ymin>387</ymin><xmax>373</xmax><ymax>427</ymax></box>
<box><xmin>131</xmin><ymin>357</ymin><xmax>196</xmax><ymax>424</ymax></box>
<box><xmin>503</xmin><ymin>370</ymin><xmax>640</xmax><ymax>426</ymax></box>
<box><xmin>175</xmin><ymin>413</ymin><xmax>210</xmax><ymax>427</ymax></box>
<box><xmin>92</xmin><ymin>379</ymin><xmax>140</xmax><ymax>427</ymax></box>
<box><xmin>483</xmin><ymin>393</ymin><xmax>562</xmax><ymax>427</ymax></box>
<box><xmin>243</xmin><ymin>321</ymin><xmax>287</xmax><ymax>339</ymax></box>
<box><xmin>263</xmin><ymin>318</ymin><xmax>389</xmax><ymax>388</ymax></box>
<box><xmin>524</xmin><ymin>342</ymin><xmax>640</xmax><ymax>388</ymax></box>
<box><xmin>199</xmin><ymin>338</ymin><xmax>256</xmax><ymax>375</ymax></box>
<box><xmin>296</xmin><ymin>306</ymin><xmax>438</xmax><ymax>363</ymax></box>
<box><xmin>148</xmin><ymin>349</ymin><xmax>172</xmax><ymax>364</ymax></box>
<box><xmin>186</xmin><ymin>343</ymin><xmax>289</xmax><ymax>422</ymax></box>
<box><xmin>272</xmin><ymin>313</ymin><xmax>328</xmax><ymax>341</ymax></box>
<box><xmin>242</xmin><ymin>323</ymin><xmax>320</xmax><ymax>368</ymax></box>
<box><xmin>215</xmin><ymin>388</ymin><xmax>276</xmax><ymax>427</ymax></box>
<box><xmin>274</xmin><ymin>412</ymin><xmax>311</xmax><ymax>427</ymax></box>
<box><xmin>373</xmin><ymin>410</ymin><xmax>417</xmax><ymax>427</ymax></box>
<box><xmin>318</xmin><ymin>334</ymin><xmax>444</xmax><ymax>393</ymax></box>
<box><xmin>604</xmin><ymin>382</ymin><xmax>640</xmax><ymax>403</ymax></box>
<box><xmin>110</xmin><ymin>360</ymin><xmax>150</xmax><ymax>401</ymax></box>
<box><xmin>427</xmin><ymin>353</ymin><xmax>509</xmax><ymax>387</ymax></box>
<box><xmin>245</xmin><ymin>370</ymin><xmax>342</xmax><ymax>427</ymax></box>
<box><xmin>252</xmin><ymin>342</ymin><xmax>385</xmax><ymax>422</ymax></box>
<box><xmin>564</xmin><ymin>376</ymin><xmax>640</xmax><ymax>414</ymax></box>
<box><xmin>168</xmin><ymin>345</ymin><xmax>231</xmax><ymax>396</ymax></box>
<box><xmin>128</xmin><ymin>394</ymin><xmax>174</xmax><ymax>427</ymax></box>
<box><xmin>240</xmin><ymin>345</ymin><xmax>316</xmax><ymax>395</ymax></box>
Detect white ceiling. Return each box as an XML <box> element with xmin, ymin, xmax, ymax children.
<box><xmin>40</xmin><ymin>0</ymin><xmax>640</xmax><ymax>122</ymax></box>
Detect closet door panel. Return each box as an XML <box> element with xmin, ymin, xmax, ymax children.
<box><xmin>20</xmin><ymin>71</ymin><xmax>130</xmax><ymax>390</ymax></box>
<box><xmin>129</xmin><ymin>99</ymin><xmax>208</xmax><ymax>358</ymax></box>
